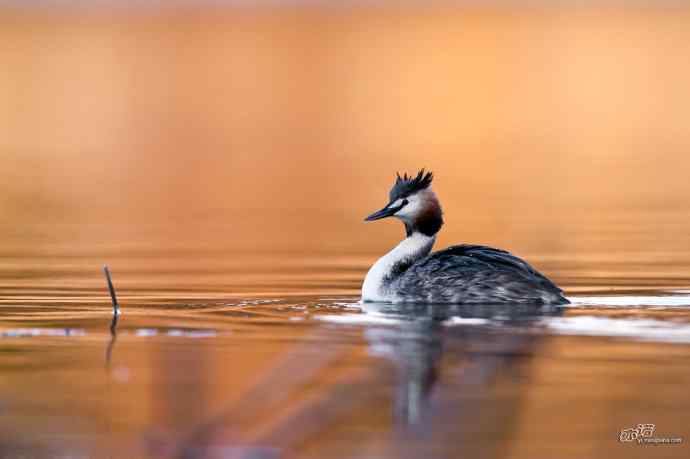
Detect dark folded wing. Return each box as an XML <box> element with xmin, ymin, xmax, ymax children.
<box><xmin>394</xmin><ymin>244</ymin><xmax>568</xmax><ymax>304</ymax></box>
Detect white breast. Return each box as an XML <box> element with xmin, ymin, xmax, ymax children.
<box><xmin>362</xmin><ymin>233</ymin><xmax>435</xmax><ymax>302</ymax></box>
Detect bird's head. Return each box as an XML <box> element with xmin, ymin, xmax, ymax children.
<box><xmin>365</xmin><ymin>169</ymin><xmax>443</xmax><ymax>237</ymax></box>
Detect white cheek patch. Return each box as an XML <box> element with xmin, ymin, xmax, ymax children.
<box><xmin>388</xmin><ymin>199</ymin><xmax>404</xmax><ymax>209</ymax></box>
<box><xmin>395</xmin><ymin>195</ymin><xmax>422</xmax><ymax>218</ymax></box>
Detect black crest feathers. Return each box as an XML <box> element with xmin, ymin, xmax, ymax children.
<box><xmin>389</xmin><ymin>169</ymin><xmax>434</xmax><ymax>201</ymax></box>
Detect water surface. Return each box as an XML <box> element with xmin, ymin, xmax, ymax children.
<box><xmin>2</xmin><ymin>6</ymin><xmax>690</xmax><ymax>457</ymax></box>
<box><xmin>1</xmin><ymin>221</ymin><xmax>689</xmax><ymax>459</ymax></box>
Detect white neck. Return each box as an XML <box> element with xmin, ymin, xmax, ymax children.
<box><xmin>362</xmin><ymin>232</ymin><xmax>436</xmax><ymax>302</ymax></box>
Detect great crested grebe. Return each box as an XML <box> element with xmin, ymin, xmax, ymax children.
<box><xmin>362</xmin><ymin>170</ymin><xmax>568</xmax><ymax>305</ymax></box>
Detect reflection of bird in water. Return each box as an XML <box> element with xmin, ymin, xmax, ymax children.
<box><xmin>161</xmin><ymin>302</ymin><xmax>562</xmax><ymax>459</ymax></box>
<box><xmin>362</xmin><ymin>170</ymin><xmax>568</xmax><ymax>305</ymax></box>
<box><xmin>364</xmin><ymin>314</ymin><xmax>442</xmax><ymax>426</ymax></box>
<box><xmin>361</xmin><ymin>302</ymin><xmax>563</xmax><ymax>430</ymax></box>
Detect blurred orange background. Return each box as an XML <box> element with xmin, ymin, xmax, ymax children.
<box><xmin>1</xmin><ymin>7</ymin><xmax>690</xmax><ymax>458</ymax></box>
<box><xmin>1</xmin><ymin>3</ymin><xmax>689</xmax><ymax>260</ymax></box>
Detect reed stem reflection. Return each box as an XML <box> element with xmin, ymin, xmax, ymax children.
<box><xmin>103</xmin><ymin>265</ymin><xmax>120</xmax><ymax>368</ymax></box>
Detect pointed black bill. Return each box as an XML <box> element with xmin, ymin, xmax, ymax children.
<box><xmin>365</xmin><ymin>202</ymin><xmax>403</xmax><ymax>221</ymax></box>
